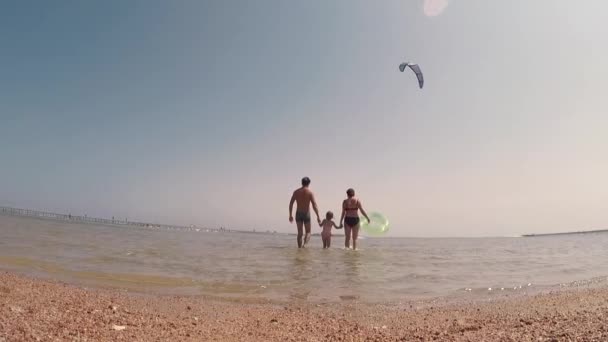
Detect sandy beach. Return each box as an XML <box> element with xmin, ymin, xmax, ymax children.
<box><xmin>1</xmin><ymin>272</ymin><xmax>607</xmax><ymax>341</ymax></box>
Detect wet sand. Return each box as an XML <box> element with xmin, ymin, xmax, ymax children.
<box><xmin>1</xmin><ymin>272</ymin><xmax>607</xmax><ymax>341</ymax></box>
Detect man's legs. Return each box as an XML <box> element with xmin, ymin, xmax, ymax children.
<box><xmin>296</xmin><ymin>221</ymin><xmax>304</xmax><ymax>248</ymax></box>
<box><xmin>303</xmin><ymin>222</ymin><xmax>311</xmax><ymax>247</ymax></box>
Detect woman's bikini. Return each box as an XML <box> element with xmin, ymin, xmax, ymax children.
<box><xmin>343</xmin><ymin>200</ymin><xmax>360</xmax><ymax>227</ymax></box>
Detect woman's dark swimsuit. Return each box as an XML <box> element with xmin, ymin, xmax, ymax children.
<box><xmin>343</xmin><ymin>204</ymin><xmax>360</xmax><ymax>227</ymax></box>
<box><xmin>344</xmin><ymin>216</ymin><xmax>360</xmax><ymax>227</ymax></box>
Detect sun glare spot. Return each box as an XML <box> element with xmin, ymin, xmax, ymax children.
<box><xmin>423</xmin><ymin>0</ymin><xmax>450</xmax><ymax>17</ymax></box>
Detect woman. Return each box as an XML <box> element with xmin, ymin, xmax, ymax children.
<box><xmin>340</xmin><ymin>188</ymin><xmax>370</xmax><ymax>250</ymax></box>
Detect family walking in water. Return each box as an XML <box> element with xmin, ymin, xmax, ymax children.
<box><xmin>288</xmin><ymin>177</ymin><xmax>370</xmax><ymax>250</ymax></box>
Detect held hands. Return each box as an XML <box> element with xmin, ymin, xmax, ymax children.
<box><xmin>367</xmin><ymin>217</ymin><xmax>371</xmax><ymax>224</ymax></box>
<box><xmin>289</xmin><ymin>216</ymin><xmax>293</xmax><ymax>223</ymax></box>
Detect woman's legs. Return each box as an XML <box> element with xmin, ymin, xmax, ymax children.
<box><xmin>352</xmin><ymin>224</ymin><xmax>360</xmax><ymax>250</ymax></box>
<box><xmin>344</xmin><ymin>225</ymin><xmax>352</xmax><ymax>248</ymax></box>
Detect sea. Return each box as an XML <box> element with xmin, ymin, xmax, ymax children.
<box><xmin>1</xmin><ymin>214</ymin><xmax>607</xmax><ymax>304</ymax></box>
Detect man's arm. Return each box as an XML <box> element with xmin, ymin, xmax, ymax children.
<box><xmin>311</xmin><ymin>193</ymin><xmax>321</xmax><ymax>223</ymax></box>
<box><xmin>288</xmin><ymin>193</ymin><xmax>295</xmax><ymax>223</ymax></box>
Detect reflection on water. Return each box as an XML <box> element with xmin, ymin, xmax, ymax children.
<box><xmin>343</xmin><ymin>250</ymin><xmax>362</xmax><ymax>280</ymax></box>
<box><xmin>291</xmin><ymin>250</ymin><xmax>313</xmax><ymax>280</ymax></box>
<box><xmin>2</xmin><ymin>214</ymin><xmax>608</xmax><ymax>303</ymax></box>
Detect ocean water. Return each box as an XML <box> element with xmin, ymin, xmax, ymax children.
<box><xmin>1</xmin><ymin>214</ymin><xmax>607</xmax><ymax>303</ymax></box>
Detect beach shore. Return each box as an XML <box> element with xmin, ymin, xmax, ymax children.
<box><xmin>1</xmin><ymin>272</ymin><xmax>607</xmax><ymax>341</ymax></box>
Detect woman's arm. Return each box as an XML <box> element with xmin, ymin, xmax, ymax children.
<box><xmin>340</xmin><ymin>200</ymin><xmax>346</xmax><ymax>226</ymax></box>
<box><xmin>358</xmin><ymin>200</ymin><xmax>370</xmax><ymax>224</ymax></box>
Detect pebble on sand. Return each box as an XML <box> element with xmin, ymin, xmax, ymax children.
<box><xmin>9</xmin><ymin>306</ymin><xmax>23</xmax><ymax>313</ymax></box>
<box><xmin>112</xmin><ymin>325</ymin><xmax>126</xmax><ymax>331</ymax></box>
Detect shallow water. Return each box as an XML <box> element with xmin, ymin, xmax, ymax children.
<box><xmin>1</xmin><ymin>214</ymin><xmax>607</xmax><ymax>303</ymax></box>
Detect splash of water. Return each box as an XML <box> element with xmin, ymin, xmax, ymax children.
<box><xmin>423</xmin><ymin>0</ymin><xmax>450</xmax><ymax>17</ymax></box>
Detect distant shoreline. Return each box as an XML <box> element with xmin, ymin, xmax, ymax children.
<box><xmin>522</xmin><ymin>229</ymin><xmax>608</xmax><ymax>237</ymax></box>
<box><xmin>5</xmin><ymin>205</ymin><xmax>605</xmax><ymax>239</ymax></box>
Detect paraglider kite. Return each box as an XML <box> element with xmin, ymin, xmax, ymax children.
<box><xmin>399</xmin><ymin>62</ymin><xmax>424</xmax><ymax>89</ymax></box>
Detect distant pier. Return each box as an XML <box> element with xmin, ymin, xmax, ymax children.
<box><xmin>0</xmin><ymin>206</ymin><xmax>271</xmax><ymax>234</ymax></box>
<box><xmin>0</xmin><ymin>206</ymin><xmax>196</xmax><ymax>232</ymax></box>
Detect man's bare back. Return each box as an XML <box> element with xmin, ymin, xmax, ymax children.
<box><xmin>292</xmin><ymin>187</ymin><xmax>314</xmax><ymax>213</ymax></box>
<box><xmin>288</xmin><ymin>177</ymin><xmax>320</xmax><ymax>248</ymax></box>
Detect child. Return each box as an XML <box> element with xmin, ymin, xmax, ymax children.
<box><xmin>319</xmin><ymin>211</ymin><xmax>342</xmax><ymax>248</ymax></box>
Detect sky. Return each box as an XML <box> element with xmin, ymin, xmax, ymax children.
<box><xmin>1</xmin><ymin>0</ymin><xmax>607</xmax><ymax>237</ymax></box>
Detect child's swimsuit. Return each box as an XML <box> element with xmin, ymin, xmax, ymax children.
<box><xmin>321</xmin><ymin>224</ymin><xmax>332</xmax><ymax>239</ymax></box>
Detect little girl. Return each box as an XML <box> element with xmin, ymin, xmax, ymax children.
<box><xmin>319</xmin><ymin>211</ymin><xmax>342</xmax><ymax>248</ymax></box>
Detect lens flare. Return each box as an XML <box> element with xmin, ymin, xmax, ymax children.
<box><xmin>423</xmin><ymin>0</ymin><xmax>450</xmax><ymax>17</ymax></box>
<box><xmin>360</xmin><ymin>212</ymin><xmax>390</xmax><ymax>236</ymax></box>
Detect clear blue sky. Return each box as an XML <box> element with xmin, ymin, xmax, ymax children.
<box><xmin>1</xmin><ymin>1</ymin><xmax>607</xmax><ymax>237</ymax></box>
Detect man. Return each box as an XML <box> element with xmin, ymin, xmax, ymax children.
<box><xmin>289</xmin><ymin>177</ymin><xmax>321</xmax><ymax>248</ymax></box>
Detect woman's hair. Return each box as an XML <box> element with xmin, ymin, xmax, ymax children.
<box><xmin>326</xmin><ymin>211</ymin><xmax>334</xmax><ymax>219</ymax></box>
<box><xmin>346</xmin><ymin>188</ymin><xmax>355</xmax><ymax>198</ymax></box>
